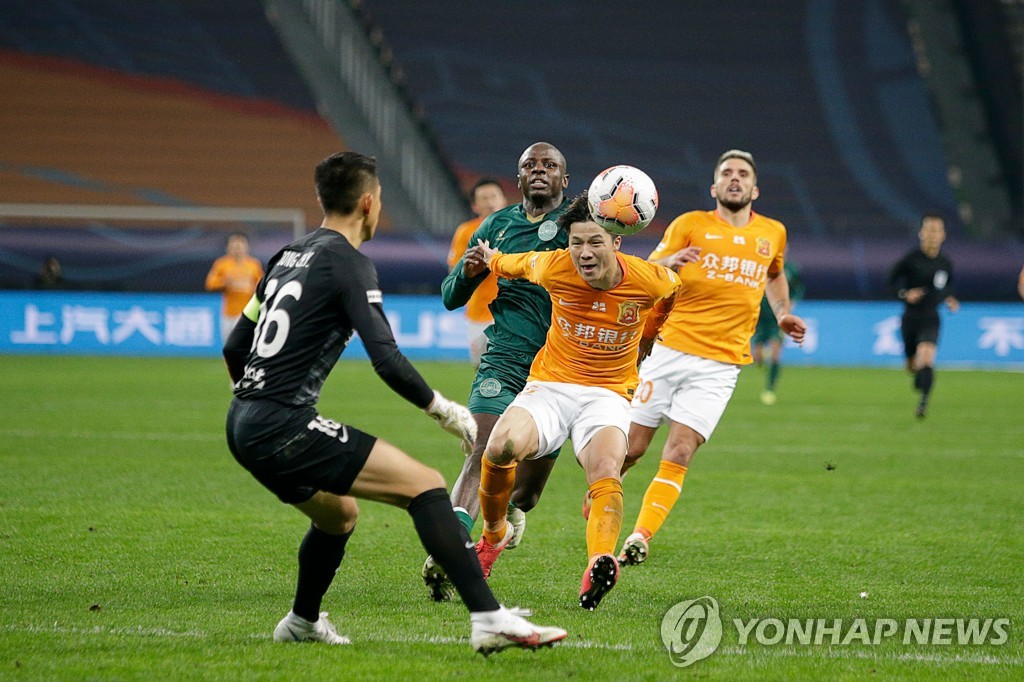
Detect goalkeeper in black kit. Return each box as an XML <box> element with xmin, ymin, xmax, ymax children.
<box><xmin>888</xmin><ymin>213</ymin><xmax>958</xmax><ymax>419</ymax></box>
<box><xmin>222</xmin><ymin>151</ymin><xmax>565</xmax><ymax>655</ymax></box>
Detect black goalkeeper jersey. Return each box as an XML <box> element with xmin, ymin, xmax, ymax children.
<box><xmin>231</xmin><ymin>228</ymin><xmax>433</xmax><ymax>409</ymax></box>
<box><xmin>888</xmin><ymin>248</ymin><xmax>955</xmax><ymax>314</ymax></box>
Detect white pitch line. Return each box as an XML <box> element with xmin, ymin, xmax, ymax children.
<box><xmin>5</xmin><ymin>623</ymin><xmax>208</xmax><ymax>639</ymax></box>
<box><xmin>3</xmin><ymin>622</ymin><xmax>632</xmax><ymax>651</ymax></box>
<box><xmin>0</xmin><ymin>428</ymin><xmax>221</xmax><ymax>443</ymax></box>
<box><xmin>6</xmin><ymin>623</ymin><xmax>1021</xmax><ymax>664</ymax></box>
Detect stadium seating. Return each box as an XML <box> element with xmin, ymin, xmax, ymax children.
<box><xmin>358</xmin><ymin>0</ymin><xmax>959</xmax><ymax>240</ymax></box>
<box><xmin>352</xmin><ymin>0</ymin><xmax>1024</xmax><ymax>299</ymax></box>
<box><xmin>0</xmin><ymin>0</ymin><xmax>1021</xmax><ymax>299</ymax></box>
<box><xmin>0</xmin><ymin>0</ymin><xmax>349</xmax><ymax>289</ymax></box>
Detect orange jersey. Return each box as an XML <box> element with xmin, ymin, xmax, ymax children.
<box><xmin>205</xmin><ymin>255</ymin><xmax>264</xmax><ymax>316</ymax></box>
<box><xmin>489</xmin><ymin>249</ymin><xmax>679</xmax><ymax>399</ymax></box>
<box><xmin>448</xmin><ymin>217</ymin><xmax>499</xmax><ymax>323</ymax></box>
<box><xmin>651</xmin><ymin>210</ymin><xmax>786</xmax><ymax>365</ymax></box>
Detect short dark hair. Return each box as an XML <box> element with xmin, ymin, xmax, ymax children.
<box><xmin>469</xmin><ymin>176</ymin><xmax>503</xmax><ymax>203</ymax></box>
<box><xmin>920</xmin><ymin>212</ymin><xmax>945</xmax><ymax>225</ymax></box>
<box><xmin>315</xmin><ymin>151</ymin><xmax>379</xmax><ymax>215</ymax></box>
<box><xmin>557</xmin><ymin>191</ymin><xmax>592</xmax><ymax>232</ymax></box>
<box><xmin>715</xmin><ymin>149</ymin><xmax>757</xmax><ymax>178</ymax></box>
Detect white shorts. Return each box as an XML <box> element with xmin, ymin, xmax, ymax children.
<box><xmin>629</xmin><ymin>345</ymin><xmax>740</xmax><ymax>442</ymax></box>
<box><xmin>466</xmin><ymin>320</ymin><xmax>492</xmax><ymax>368</ymax></box>
<box><xmin>508</xmin><ymin>381</ymin><xmax>630</xmax><ymax>460</ymax></box>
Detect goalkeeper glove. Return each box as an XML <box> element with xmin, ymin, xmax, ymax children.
<box><xmin>424</xmin><ymin>390</ymin><xmax>477</xmax><ymax>455</ymax></box>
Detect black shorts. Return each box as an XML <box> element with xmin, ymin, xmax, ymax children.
<box><xmin>901</xmin><ymin>311</ymin><xmax>940</xmax><ymax>358</ymax></box>
<box><xmin>225</xmin><ymin>399</ymin><xmax>376</xmax><ymax>504</ymax></box>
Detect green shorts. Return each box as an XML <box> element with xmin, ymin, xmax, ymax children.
<box><xmin>468</xmin><ymin>346</ymin><xmax>561</xmax><ymax>458</ymax></box>
<box><xmin>751</xmin><ymin>314</ymin><xmax>783</xmax><ymax>345</ymax></box>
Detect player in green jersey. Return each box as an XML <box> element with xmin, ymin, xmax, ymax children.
<box><xmin>751</xmin><ymin>259</ymin><xmax>804</xmax><ymax>405</ymax></box>
<box><xmin>423</xmin><ymin>142</ymin><xmax>570</xmax><ymax>601</ymax></box>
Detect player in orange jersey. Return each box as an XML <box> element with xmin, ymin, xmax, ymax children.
<box><xmin>468</xmin><ymin>192</ymin><xmax>681</xmax><ymax>611</ymax></box>
<box><xmin>205</xmin><ymin>232</ymin><xmax>264</xmax><ymax>343</ymax></box>
<box><xmin>616</xmin><ymin>150</ymin><xmax>807</xmax><ymax>566</ymax></box>
<box><xmin>447</xmin><ymin>178</ymin><xmax>508</xmax><ymax>366</ymax></box>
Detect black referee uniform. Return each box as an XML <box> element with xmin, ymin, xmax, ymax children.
<box><xmin>888</xmin><ymin>246</ymin><xmax>955</xmax><ymax>415</ymax></box>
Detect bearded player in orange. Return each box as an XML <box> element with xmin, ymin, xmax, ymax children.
<box><xmin>467</xmin><ymin>191</ymin><xmax>681</xmax><ymax>611</ymax></box>
<box><xmin>615</xmin><ymin>150</ymin><xmax>807</xmax><ymax>567</ymax></box>
<box><xmin>447</xmin><ymin>178</ymin><xmax>508</xmax><ymax>366</ymax></box>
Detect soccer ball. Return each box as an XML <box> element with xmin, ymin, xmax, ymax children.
<box><xmin>586</xmin><ymin>165</ymin><xmax>659</xmax><ymax>235</ymax></box>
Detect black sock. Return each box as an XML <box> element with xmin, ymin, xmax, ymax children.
<box><xmin>408</xmin><ymin>488</ymin><xmax>499</xmax><ymax>613</ymax></box>
<box><xmin>292</xmin><ymin>523</ymin><xmax>352</xmax><ymax>622</ymax></box>
<box><xmin>916</xmin><ymin>366</ymin><xmax>934</xmax><ymax>398</ymax></box>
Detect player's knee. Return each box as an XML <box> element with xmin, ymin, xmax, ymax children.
<box><xmin>331</xmin><ymin>512</ymin><xmax>358</xmax><ymax>536</ymax></box>
<box><xmin>588</xmin><ymin>454</ymin><xmax>623</xmax><ymax>483</ymax></box>
<box><xmin>316</xmin><ymin>501</ymin><xmax>359</xmax><ymax>535</ymax></box>
<box><xmin>484</xmin><ymin>434</ymin><xmax>522</xmax><ymax>466</ymax></box>
<box><xmin>663</xmin><ymin>441</ymin><xmax>697</xmax><ymax>467</ymax></box>
<box><xmin>625</xmin><ymin>438</ymin><xmax>649</xmax><ymax>467</ymax></box>
<box><xmin>422</xmin><ymin>466</ymin><xmax>446</xmax><ymax>491</ymax></box>
<box><xmin>468</xmin><ymin>440</ymin><xmax>487</xmax><ymax>461</ymax></box>
<box><xmin>459</xmin><ymin>449</ymin><xmax>483</xmax><ymax>477</ymax></box>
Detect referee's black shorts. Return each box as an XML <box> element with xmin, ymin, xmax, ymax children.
<box><xmin>901</xmin><ymin>311</ymin><xmax>940</xmax><ymax>359</ymax></box>
<box><xmin>226</xmin><ymin>398</ymin><xmax>376</xmax><ymax>504</ymax></box>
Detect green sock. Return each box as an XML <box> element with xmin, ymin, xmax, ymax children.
<box><xmin>453</xmin><ymin>507</ymin><xmax>474</xmax><ymax>536</ymax></box>
<box><xmin>767</xmin><ymin>362</ymin><xmax>781</xmax><ymax>391</ymax></box>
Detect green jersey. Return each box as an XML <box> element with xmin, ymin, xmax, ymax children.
<box><xmin>443</xmin><ymin>199</ymin><xmax>569</xmax><ymax>419</ymax></box>
<box><xmin>442</xmin><ymin>200</ymin><xmax>569</xmax><ymax>358</ymax></box>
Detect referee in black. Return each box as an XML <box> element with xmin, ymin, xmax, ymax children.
<box><xmin>222</xmin><ymin>151</ymin><xmax>565</xmax><ymax>654</ymax></box>
<box><xmin>888</xmin><ymin>213</ymin><xmax>959</xmax><ymax>418</ymax></box>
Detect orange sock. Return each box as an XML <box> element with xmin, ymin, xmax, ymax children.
<box><xmin>633</xmin><ymin>460</ymin><xmax>688</xmax><ymax>540</ymax></box>
<box><xmin>479</xmin><ymin>458</ymin><xmax>516</xmax><ymax>545</ymax></box>
<box><xmin>585</xmin><ymin>477</ymin><xmax>623</xmax><ymax>558</ymax></box>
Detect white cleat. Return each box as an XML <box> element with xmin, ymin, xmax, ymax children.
<box><xmin>422</xmin><ymin>554</ymin><xmax>455</xmax><ymax>602</ymax></box>
<box><xmin>470</xmin><ymin>606</ymin><xmax>567</xmax><ymax>656</ymax></box>
<box><xmin>617</xmin><ymin>532</ymin><xmax>650</xmax><ymax>566</ymax></box>
<box><xmin>505</xmin><ymin>507</ymin><xmax>527</xmax><ymax>550</ymax></box>
<box><xmin>273</xmin><ymin>611</ymin><xmax>350</xmax><ymax>645</ymax></box>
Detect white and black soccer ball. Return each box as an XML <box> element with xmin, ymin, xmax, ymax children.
<box><xmin>586</xmin><ymin>165</ymin><xmax>659</xmax><ymax>235</ymax></box>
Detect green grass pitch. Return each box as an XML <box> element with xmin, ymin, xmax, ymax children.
<box><xmin>1</xmin><ymin>356</ymin><xmax>1022</xmax><ymax>679</ymax></box>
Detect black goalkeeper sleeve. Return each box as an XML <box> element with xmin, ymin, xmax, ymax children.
<box><xmin>222</xmin><ymin>316</ymin><xmax>257</xmax><ymax>384</ymax></box>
